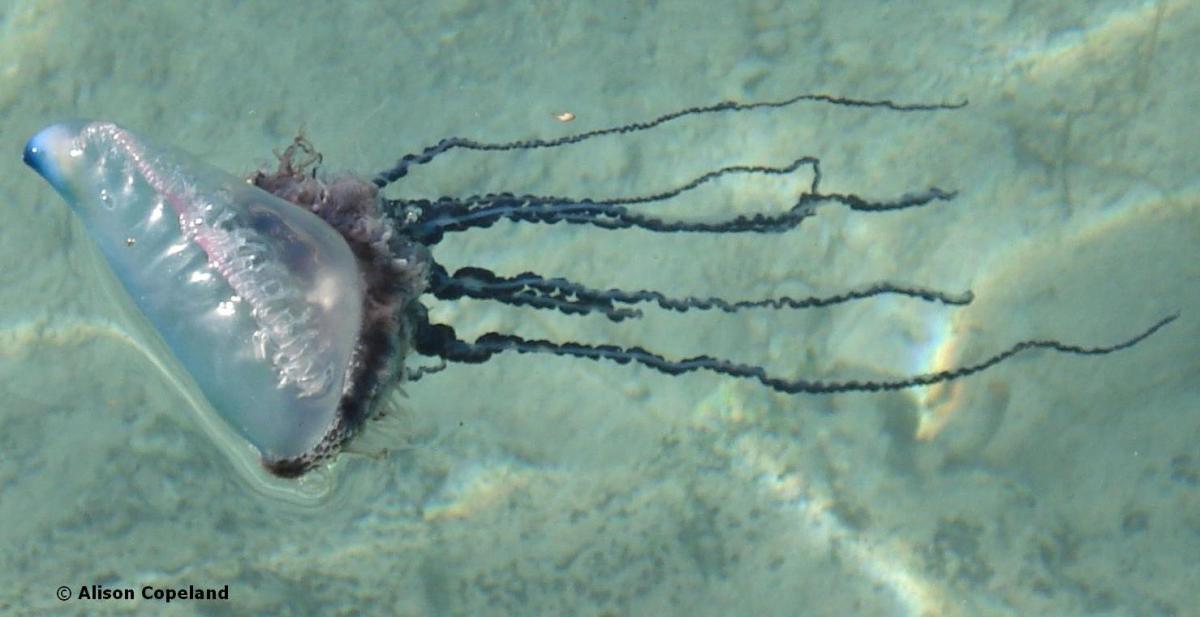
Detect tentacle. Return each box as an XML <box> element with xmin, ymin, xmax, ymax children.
<box><xmin>429</xmin><ymin>263</ymin><xmax>973</xmax><ymax>323</ymax></box>
<box><xmin>427</xmin><ymin>263</ymin><xmax>640</xmax><ymax>321</ymax></box>
<box><xmin>373</xmin><ymin>93</ymin><xmax>966</xmax><ymax>187</ymax></box>
<box><xmin>391</xmin><ymin>177</ymin><xmax>956</xmax><ymax>245</ymax></box>
<box><xmin>387</xmin><ymin>156</ymin><xmax>819</xmax><ymax>242</ymax></box>
<box><xmin>395</xmin><ymin>188</ymin><xmax>955</xmax><ymax>244</ymax></box>
<box><xmin>409</xmin><ymin>313</ymin><xmax>1178</xmax><ymax>392</ymax></box>
<box><xmin>405</xmin><ymin>359</ymin><xmax>448</xmax><ymax>382</ymax></box>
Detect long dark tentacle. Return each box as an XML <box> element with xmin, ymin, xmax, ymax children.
<box><xmin>388</xmin><ymin>156</ymin><xmax>821</xmax><ymax>242</ymax></box>
<box><xmin>395</xmin><ymin>188</ymin><xmax>954</xmax><ymax>244</ymax></box>
<box><xmin>429</xmin><ymin>263</ymin><xmax>972</xmax><ymax>322</ymax></box>
<box><xmin>374</xmin><ymin>93</ymin><xmax>966</xmax><ymax>187</ymax></box>
<box><xmin>408</xmin><ymin>313</ymin><xmax>1178</xmax><ymax>391</ymax></box>
<box><xmin>387</xmin><ymin>154</ymin><xmax>955</xmax><ymax>244</ymax></box>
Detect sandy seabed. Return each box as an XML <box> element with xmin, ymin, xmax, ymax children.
<box><xmin>0</xmin><ymin>1</ymin><xmax>1196</xmax><ymax>615</ymax></box>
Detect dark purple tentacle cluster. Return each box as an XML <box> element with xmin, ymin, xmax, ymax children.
<box><xmin>361</xmin><ymin>93</ymin><xmax>1171</xmax><ymax>396</ymax></box>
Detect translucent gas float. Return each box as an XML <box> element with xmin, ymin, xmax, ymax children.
<box><xmin>22</xmin><ymin>95</ymin><xmax>1174</xmax><ymax>495</ymax></box>
<box><xmin>23</xmin><ymin>121</ymin><xmax>430</xmax><ymax>494</ymax></box>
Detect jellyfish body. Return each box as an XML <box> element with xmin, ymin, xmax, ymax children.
<box><xmin>22</xmin><ymin>122</ymin><xmax>422</xmax><ymax>478</ymax></box>
<box><xmin>21</xmin><ymin>96</ymin><xmax>1174</xmax><ymax>483</ymax></box>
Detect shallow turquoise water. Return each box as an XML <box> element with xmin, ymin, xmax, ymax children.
<box><xmin>0</xmin><ymin>1</ymin><xmax>1196</xmax><ymax>615</ymax></box>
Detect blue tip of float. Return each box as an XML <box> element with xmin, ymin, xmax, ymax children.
<box><xmin>23</xmin><ymin>129</ymin><xmax>51</xmax><ymax>175</ymax></box>
<box><xmin>23</xmin><ymin>124</ymin><xmax>77</xmax><ymax>190</ymax></box>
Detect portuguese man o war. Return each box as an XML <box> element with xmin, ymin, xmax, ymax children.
<box><xmin>21</xmin><ymin>93</ymin><xmax>1176</xmax><ymax>489</ymax></box>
